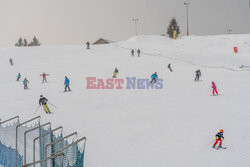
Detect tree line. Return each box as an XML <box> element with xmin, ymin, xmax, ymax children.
<box><xmin>15</xmin><ymin>36</ymin><xmax>41</xmax><ymax>47</ymax></box>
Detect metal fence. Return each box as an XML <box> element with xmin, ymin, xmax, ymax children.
<box><xmin>0</xmin><ymin>116</ymin><xmax>86</xmax><ymax>167</ymax></box>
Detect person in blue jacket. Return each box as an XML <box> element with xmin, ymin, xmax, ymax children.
<box><xmin>150</xmin><ymin>72</ymin><xmax>158</xmax><ymax>84</ymax></box>
<box><xmin>64</xmin><ymin>76</ymin><xmax>71</xmax><ymax>92</ymax></box>
<box><xmin>16</xmin><ymin>73</ymin><xmax>21</xmax><ymax>81</ymax></box>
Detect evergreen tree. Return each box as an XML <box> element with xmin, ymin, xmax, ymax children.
<box><xmin>15</xmin><ymin>37</ymin><xmax>23</xmax><ymax>47</ymax></box>
<box><xmin>31</xmin><ymin>36</ymin><xmax>41</xmax><ymax>46</ymax></box>
<box><xmin>23</xmin><ymin>38</ymin><xmax>28</xmax><ymax>46</ymax></box>
<box><xmin>167</xmin><ymin>18</ymin><xmax>181</xmax><ymax>38</ymax></box>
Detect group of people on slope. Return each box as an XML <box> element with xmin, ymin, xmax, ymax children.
<box><xmin>131</xmin><ymin>49</ymin><xmax>141</xmax><ymax>57</ymax></box>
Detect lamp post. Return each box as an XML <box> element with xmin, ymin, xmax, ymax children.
<box><xmin>184</xmin><ymin>2</ymin><xmax>190</xmax><ymax>36</ymax></box>
<box><xmin>132</xmin><ymin>18</ymin><xmax>139</xmax><ymax>36</ymax></box>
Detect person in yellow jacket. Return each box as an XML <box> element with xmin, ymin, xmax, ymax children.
<box><xmin>112</xmin><ymin>68</ymin><xmax>119</xmax><ymax>78</ymax></box>
<box><xmin>39</xmin><ymin>95</ymin><xmax>51</xmax><ymax>114</ymax></box>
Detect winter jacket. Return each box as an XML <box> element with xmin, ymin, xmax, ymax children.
<box><xmin>17</xmin><ymin>73</ymin><xmax>21</xmax><ymax>78</ymax></box>
<box><xmin>195</xmin><ymin>70</ymin><xmax>201</xmax><ymax>76</ymax></box>
<box><xmin>64</xmin><ymin>78</ymin><xmax>70</xmax><ymax>85</ymax></box>
<box><xmin>215</xmin><ymin>132</ymin><xmax>224</xmax><ymax>140</ymax></box>
<box><xmin>114</xmin><ymin>68</ymin><xmax>119</xmax><ymax>73</ymax></box>
<box><xmin>23</xmin><ymin>79</ymin><xmax>29</xmax><ymax>85</ymax></box>
<box><xmin>39</xmin><ymin>97</ymin><xmax>48</xmax><ymax>105</ymax></box>
<box><xmin>168</xmin><ymin>64</ymin><xmax>171</xmax><ymax>68</ymax></box>
<box><xmin>212</xmin><ymin>83</ymin><xmax>216</xmax><ymax>89</ymax></box>
<box><xmin>151</xmin><ymin>74</ymin><xmax>158</xmax><ymax>80</ymax></box>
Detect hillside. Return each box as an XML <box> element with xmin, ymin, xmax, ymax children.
<box><xmin>0</xmin><ymin>34</ymin><xmax>250</xmax><ymax>167</ymax></box>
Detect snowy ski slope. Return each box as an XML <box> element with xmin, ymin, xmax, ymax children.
<box><xmin>0</xmin><ymin>34</ymin><xmax>250</xmax><ymax>167</ymax></box>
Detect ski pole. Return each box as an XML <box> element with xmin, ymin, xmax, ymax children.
<box><xmin>48</xmin><ymin>102</ymin><xmax>58</xmax><ymax>108</ymax></box>
<box><xmin>34</xmin><ymin>105</ymin><xmax>41</xmax><ymax>114</ymax></box>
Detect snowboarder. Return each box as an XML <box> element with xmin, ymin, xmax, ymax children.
<box><xmin>9</xmin><ymin>58</ymin><xmax>13</xmax><ymax>66</ymax></box>
<box><xmin>213</xmin><ymin>129</ymin><xmax>224</xmax><ymax>148</ymax></box>
<box><xmin>168</xmin><ymin>64</ymin><xmax>173</xmax><ymax>72</ymax></box>
<box><xmin>86</xmin><ymin>42</ymin><xmax>90</xmax><ymax>49</ymax></box>
<box><xmin>40</xmin><ymin>72</ymin><xmax>49</xmax><ymax>83</ymax></box>
<box><xmin>64</xmin><ymin>76</ymin><xmax>71</xmax><ymax>92</ymax></box>
<box><xmin>211</xmin><ymin>81</ymin><xmax>218</xmax><ymax>95</ymax></box>
<box><xmin>150</xmin><ymin>72</ymin><xmax>158</xmax><ymax>84</ymax></box>
<box><xmin>16</xmin><ymin>73</ymin><xmax>21</xmax><ymax>81</ymax></box>
<box><xmin>39</xmin><ymin>95</ymin><xmax>51</xmax><ymax>114</ymax></box>
<box><xmin>23</xmin><ymin>78</ymin><xmax>29</xmax><ymax>89</ymax></box>
<box><xmin>137</xmin><ymin>49</ymin><xmax>141</xmax><ymax>57</ymax></box>
<box><xmin>112</xmin><ymin>68</ymin><xmax>119</xmax><ymax>78</ymax></box>
<box><xmin>131</xmin><ymin>49</ymin><xmax>134</xmax><ymax>57</ymax></box>
<box><xmin>195</xmin><ymin>69</ymin><xmax>201</xmax><ymax>81</ymax></box>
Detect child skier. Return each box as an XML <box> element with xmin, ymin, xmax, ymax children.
<box><xmin>39</xmin><ymin>95</ymin><xmax>51</xmax><ymax>114</ymax></box>
<box><xmin>40</xmin><ymin>72</ymin><xmax>49</xmax><ymax>83</ymax></box>
<box><xmin>213</xmin><ymin>129</ymin><xmax>224</xmax><ymax>148</ymax></box>
<box><xmin>23</xmin><ymin>78</ymin><xmax>29</xmax><ymax>89</ymax></box>
<box><xmin>64</xmin><ymin>76</ymin><xmax>71</xmax><ymax>92</ymax></box>
<box><xmin>168</xmin><ymin>64</ymin><xmax>173</xmax><ymax>72</ymax></box>
<box><xmin>211</xmin><ymin>81</ymin><xmax>218</xmax><ymax>95</ymax></box>
<box><xmin>112</xmin><ymin>68</ymin><xmax>119</xmax><ymax>78</ymax></box>
<box><xmin>195</xmin><ymin>69</ymin><xmax>201</xmax><ymax>81</ymax></box>
<box><xmin>16</xmin><ymin>73</ymin><xmax>21</xmax><ymax>81</ymax></box>
<box><xmin>150</xmin><ymin>72</ymin><xmax>158</xmax><ymax>84</ymax></box>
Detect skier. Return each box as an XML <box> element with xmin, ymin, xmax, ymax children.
<box><xmin>39</xmin><ymin>95</ymin><xmax>51</xmax><ymax>114</ymax></box>
<box><xmin>211</xmin><ymin>81</ymin><xmax>218</xmax><ymax>95</ymax></box>
<box><xmin>9</xmin><ymin>58</ymin><xmax>13</xmax><ymax>66</ymax></box>
<box><xmin>23</xmin><ymin>78</ymin><xmax>29</xmax><ymax>89</ymax></box>
<box><xmin>168</xmin><ymin>64</ymin><xmax>173</xmax><ymax>72</ymax></box>
<box><xmin>86</xmin><ymin>42</ymin><xmax>90</xmax><ymax>49</ymax></box>
<box><xmin>131</xmin><ymin>49</ymin><xmax>134</xmax><ymax>57</ymax></box>
<box><xmin>40</xmin><ymin>72</ymin><xmax>49</xmax><ymax>83</ymax></box>
<box><xmin>137</xmin><ymin>49</ymin><xmax>141</xmax><ymax>57</ymax></box>
<box><xmin>150</xmin><ymin>72</ymin><xmax>158</xmax><ymax>84</ymax></box>
<box><xmin>16</xmin><ymin>73</ymin><xmax>21</xmax><ymax>81</ymax></box>
<box><xmin>195</xmin><ymin>69</ymin><xmax>201</xmax><ymax>81</ymax></box>
<box><xmin>112</xmin><ymin>68</ymin><xmax>119</xmax><ymax>78</ymax></box>
<box><xmin>213</xmin><ymin>129</ymin><xmax>224</xmax><ymax>148</ymax></box>
<box><xmin>64</xmin><ymin>76</ymin><xmax>71</xmax><ymax>92</ymax></box>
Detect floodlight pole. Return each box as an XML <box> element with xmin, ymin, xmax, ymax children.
<box><xmin>184</xmin><ymin>2</ymin><xmax>190</xmax><ymax>36</ymax></box>
<box><xmin>132</xmin><ymin>18</ymin><xmax>139</xmax><ymax>36</ymax></box>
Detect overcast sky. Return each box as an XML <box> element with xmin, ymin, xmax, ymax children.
<box><xmin>0</xmin><ymin>0</ymin><xmax>249</xmax><ymax>46</ymax></box>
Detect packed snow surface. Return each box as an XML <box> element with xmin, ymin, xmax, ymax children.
<box><xmin>0</xmin><ymin>34</ymin><xmax>250</xmax><ymax>167</ymax></box>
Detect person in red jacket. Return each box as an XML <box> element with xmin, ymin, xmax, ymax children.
<box><xmin>212</xmin><ymin>81</ymin><xmax>218</xmax><ymax>95</ymax></box>
<box><xmin>40</xmin><ymin>72</ymin><xmax>49</xmax><ymax>83</ymax></box>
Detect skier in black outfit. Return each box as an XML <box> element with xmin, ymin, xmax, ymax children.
<box><xmin>137</xmin><ymin>49</ymin><xmax>141</xmax><ymax>57</ymax></box>
<box><xmin>39</xmin><ymin>95</ymin><xmax>51</xmax><ymax>113</ymax></box>
<box><xmin>195</xmin><ymin>69</ymin><xmax>201</xmax><ymax>81</ymax></box>
<box><xmin>86</xmin><ymin>42</ymin><xmax>90</xmax><ymax>49</ymax></box>
<box><xmin>131</xmin><ymin>49</ymin><xmax>134</xmax><ymax>56</ymax></box>
<box><xmin>168</xmin><ymin>64</ymin><xmax>173</xmax><ymax>72</ymax></box>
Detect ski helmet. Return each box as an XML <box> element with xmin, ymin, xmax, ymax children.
<box><xmin>40</xmin><ymin>95</ymin><xmax>43</xmax><ymax>97</ymax></box>
<box><xmin>220</xmin><ymin>129</ymin><xmax>224</xmax><ymax>133</ymax></box>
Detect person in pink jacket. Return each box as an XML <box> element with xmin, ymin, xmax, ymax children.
<box><xmin>212</xmin><ymin>81</ymin><xmax>218</xmax><ymax>95</ymax></box>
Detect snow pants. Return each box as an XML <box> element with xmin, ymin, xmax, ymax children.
<box><xmin>43</xmin><ymin>104</ymin><xmax>50</xmax><ymax>113</ymax></box>
<box><xmin>213</xmin><ymin>88</ymin><xmax>218</xmax><ymax>95</ymax></box>
<box><xmin>213</xmin><ymin>139</ymin><xmax>222</xmax><ymax>147</ymax></box>
<box><xmin>65</xmin><ymin>85</ymin><xmax>71</xmax><ymax>92</ymax></box>
<box><xmin>24</xmin><ymin>85</ymin><xmax>28</xmax><ymax>89</ymax></box>
<box><xmin>42</xmin><ymin>77</ymin><xmax>47</xmax><ymax>83</ymax></box>
<box><xmin>195</xmin><ymin>75</ymin><xmax>200</xmax><ymax>81</ymax></box>
<box><xmin>150</xmin><ymin>79</ymin><xmax>157</xmax><ymax>84</ymax></box>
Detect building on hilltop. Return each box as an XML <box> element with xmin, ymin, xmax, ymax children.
<box><xmin>93</xmin><ymin>38</ymin><xmax>113</xmax><ymax>45</ymax></box>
